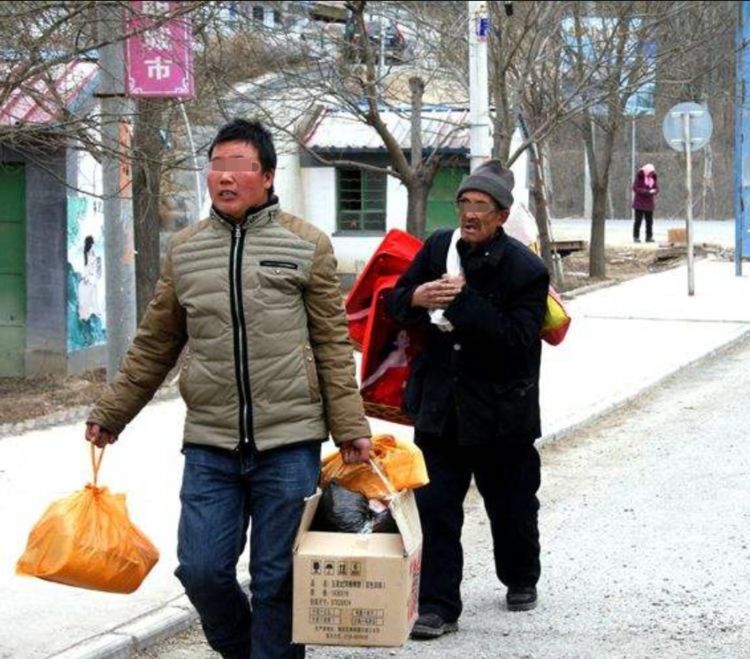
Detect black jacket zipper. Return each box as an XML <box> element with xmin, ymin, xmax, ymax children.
<box><xmin>229</xmin><ymin>223</ymin><xmax>255</xmax><ymax>452</ymax></box>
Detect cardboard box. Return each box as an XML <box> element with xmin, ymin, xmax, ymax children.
<box><xmin>292</xmin><ymin>489</ymin><xmax>422</xmax><ymax>647</ymax></box>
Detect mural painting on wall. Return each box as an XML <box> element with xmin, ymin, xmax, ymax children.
<box><xmin>67</xmin><ymin>196</ymin><xmax>107</xmax><ymax>352</ymax></box>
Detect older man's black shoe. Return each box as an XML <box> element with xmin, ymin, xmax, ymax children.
<box><xmin>506</xmin><ymin>586</ymin><xmax>537</xmax><ymax>611</ymax></box>
<box><xmin>410</xmin><ymin>613</ymin><xmax>459</xmax><ymax>639</ymax></box>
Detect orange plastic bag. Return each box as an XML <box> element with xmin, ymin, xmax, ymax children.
<box><xmin>320</xmin><ymin>434</ymin><xmax>429</xmax><ymax>499</ymax></box>
<box><xmin>17</xmin><ymin>445</ymin><xmax>159</xmax><ymax>594</ymax></box>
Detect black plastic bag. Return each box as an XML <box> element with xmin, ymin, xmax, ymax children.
<box><xmin>368</xmin><ymin>498</ymin><xmax>398</xmax><ymax>533</ymax></box>
<box><xmin>312</xmin><ymin>481</ymin><xmax>397</xmax><ymax>534</ymax></box>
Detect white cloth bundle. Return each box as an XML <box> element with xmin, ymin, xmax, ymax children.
<box><xmin>429</xmin><ymin>229</ymin><xmax>462</xmax><ymax>332</ymax></box>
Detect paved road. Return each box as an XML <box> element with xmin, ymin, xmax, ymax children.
<box><xmin>139</xmin><ymin>335</ymin><xmax>750</xmax><ymax>658</ymax></box>
<box><xmin>551</xmin><ymin>218</ymin><xmax>734</xmax><ymax>247</ymax></box>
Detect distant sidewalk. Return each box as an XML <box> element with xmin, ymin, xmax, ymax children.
<box><xmin>551</xmin><ymin>217</ymin><xmax>734</xmax><ymax>247</ymax></box>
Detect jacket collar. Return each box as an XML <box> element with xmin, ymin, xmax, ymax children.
<box><xmin>210</xmin><ymin>196</ymin><xmax>280</xmax><ymax>232</ymax></box>
<box><xmin>457</xmin><ymin>226</ymin><xmax>507</xmax><ymax>267</ymax></box>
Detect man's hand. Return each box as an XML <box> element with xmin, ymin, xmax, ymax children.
<box><xmin>340</xmin><ymin>437</ymin><xmax>372</xmax><ymax>464</ymax></box>
<box><xmin>85</xmin><ymin>422</ymin><xmax>118</xmax><ymax>448</ymax></box>
<box><xmin>411</xmin><ymin>275</ymin><xmax>464</xmax><ymax>309</ymax></box>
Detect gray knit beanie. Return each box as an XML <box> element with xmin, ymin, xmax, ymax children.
<box><xmin>456</xmin><ymin>159</ymin><xmax>514</xmax><ymax>209</ymax></box>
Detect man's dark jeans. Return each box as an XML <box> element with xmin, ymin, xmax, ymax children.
<box><xmin>414</xmin><ymin>432</ymin><xmax>541</xmax><ymax>623</ymax></box>
<box><xmin>175</xmin><ymin>443</ymin><xmax>320</xmax><ymax>659</ymax></box>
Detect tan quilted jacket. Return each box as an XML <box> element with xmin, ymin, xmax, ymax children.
<box><xmin>88</xmin><ymin>203</ymin><xmax>371</xmax><ymax>452</ymax></box>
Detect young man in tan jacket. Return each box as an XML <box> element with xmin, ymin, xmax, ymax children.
<box><xmin>85</xmin><ymin>119</ymin><xmax>371</xmax><ymax>659</ymax></box>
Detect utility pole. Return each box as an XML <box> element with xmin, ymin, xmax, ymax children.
<box><xmin>683</xmin><ymin>112</ymin><xmax>695</xmax><ymax>296</ymax></box>
<box><xmin>630</xmin><ymin>118</ymin><xmax>636</xmax><ymax>209</ymax></box>
<box><xmin>468</xmin><ymin>1</ymin><xmax>491</xmax><ymax>173</ymax></box>
<box><xmin>735</xmin><ymin>0</ymin><xmax>750</xmax><ymax>276</ymax></box>
<box><xmin>664</xmin><ymin>102</ymin><xmax>712</xmax><ymax>296</ymax></box>
<box><xmin>179</xmin><ymin>101</ymin><xmax>202</xmax><ymax>220</ymax></box>
<box><xmin>95</xmin><ymin>2</ymin><xmax>136</xmax><ymax>380</ymax></box>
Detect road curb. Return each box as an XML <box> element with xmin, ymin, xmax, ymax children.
<box><xmin>560</xmin><ymin>278</ymin><xmax>618</xmax><ymax>300</ymax></box>
<box><xmin>0</xmin><ymin>384</ymin><xmax>180</xmax><ymax>441</ymax></box>
<box><xmin>48</xmin><ymin>582</ymin><xmax>250</xmax><ymax>659</ymax></box>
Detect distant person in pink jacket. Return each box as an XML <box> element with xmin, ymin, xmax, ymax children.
<box><xmin>632</xmin><ymin>163</ymin><xmax>659</xmax><ymax>243</ymax></box>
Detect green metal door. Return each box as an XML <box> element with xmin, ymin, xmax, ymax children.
<box><xmin>426</xmin><ymin>166</ymin><xmax>468</xmax><ymax>235</ymax></box>
<box><xmin>0</xmin><ymin>163</ymin><xmax>26</xmax><ymax>376</ymax></box>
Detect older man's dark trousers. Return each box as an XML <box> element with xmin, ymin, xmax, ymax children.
<box><xmin>414</xmin><ymin>430</ymin><xmax>541</xmax><ymax>623</ymax></box>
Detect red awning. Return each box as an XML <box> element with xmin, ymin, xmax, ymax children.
<box><xmin>0</xmin><ymin>60</ymin><xmax>98</xmax><ymax>127</ymax></box>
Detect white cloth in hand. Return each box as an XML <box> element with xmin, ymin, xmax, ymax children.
<box><xmin>429</xmin><ymin>229</ymin><xmax>462</xmax><ymax>332</ymax></box>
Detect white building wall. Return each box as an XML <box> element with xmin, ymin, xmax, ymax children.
<box><xmin>301</xmin><ymin>166</ymin><xmax>336</xmax><ymax>234</ymax></box>
<box><xmin>332</xmin><ymin>235</ymin><xmax>387</xmax><ymax>274</ymax></box>
<box><xmin>297</xmin><ymin>135</ymin><xmax>531</xmax><ymax>275</ymax></box>
<box><xmin>274</xmin><ymin>152</ymin><xmax>304</xmax><ymax>217</ymax></box>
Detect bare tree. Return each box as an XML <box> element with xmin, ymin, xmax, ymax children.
<box><xmin>484</xmin><ymin>1</ymin><xmax>612</xmax><ymax>276</ymax></box>
<box><xmin>563</xmin><ymin>0</ymin><xmax>735</xmax><ymax>277</ymax></box>
<box><xmin>189</xmin><ymin>0</ymin><xmax>473</xmax><ymax>238</ymax></box>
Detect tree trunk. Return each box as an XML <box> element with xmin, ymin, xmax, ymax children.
<box><xmin>590</xmin><ymin>183</ymin><xmax>608</xmax><ymax>278</ymax></box>
<box><xmin>531</xmin><ymin>183</ymin><xmax>558</xmax><ymax>284</ymax></box>
<box><xmin>585</xmin><ymin>115</ymin><xmax>618</xmax><ymax>279</ymax></box>
<box><xmin>406</xmin><ymin>178</ymin><xmax>429</xmax><ymax>238</ymax></box>
<box><xmin>409</xmin><ymin>76</ymin><xmax>424</xmax><ymax>170</ymax></box>
<box><xmin>132</xmin><ymin>99</ymin><xmax>164</xmax><ymax>322</ymax></box>
<box><xmin>488</xmin><ymin>0</ymin><xmax>512</xmax><ymax>162</ymax></box>
<box><xmin>405</xmin><ymin>75</ymin><xmax>434</xmax><ymax>239</ymax></box>
<box><xmin>529</xmin><ymin>141</ymin><xmax>556</xmax><ymax>282</ymax></box>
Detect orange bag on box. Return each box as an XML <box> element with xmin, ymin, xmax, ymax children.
<box><xmin>321</xmin><ymin>434</ymin><xmax>429</xmax><ymax>500</ymax></box>
<box><xmin>17</xmin><ymin>446</ymin><xmax>159</xmax><ymax>594</ymax></box>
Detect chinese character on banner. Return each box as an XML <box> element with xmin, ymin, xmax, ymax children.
<box><xmin>125</xmin><ymin>0</ymin><xmax>194</xmax><ymax>98</ymax></box>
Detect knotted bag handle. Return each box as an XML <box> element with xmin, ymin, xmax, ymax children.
<box><xmin>368</xmin><ymin>458</ymin><xmax>397</xmax><ymax>497</ymax></box>
<box><xmin>90</xmin><ymin>443</ymin><xmax>105</xmax><ymax>487</ymax></box>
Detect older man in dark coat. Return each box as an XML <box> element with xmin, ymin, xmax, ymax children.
<box><xmin>389</xmin><ymin>160</ymin><xmax>549</xmax><ymax>640</ymax></box>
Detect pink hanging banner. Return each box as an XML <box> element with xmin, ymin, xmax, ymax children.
<box><xmin>124</xmin><ymin>1</ymin><xmax>194</xmax><ymax>98</ymax></box>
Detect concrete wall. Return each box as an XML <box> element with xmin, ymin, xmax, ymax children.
<box><xmin>0</xmin><ymin>142</ymin><xmax>109</xmax><ymax>378</ymax></box>
<box><xmin>0</xmin><ymin>144</ymin><xmax>69</xmax><ymax>377</ymax></box>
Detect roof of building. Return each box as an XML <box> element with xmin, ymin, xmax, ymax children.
<box><xmin>304</xmin><ymin>105</ymin><xmax>471</xmax><ymax>152</ymax></box>
<box><xmin>0</xmin><ymin>60</ymin><xmax>99</xmax><ymax>127</ymax></box>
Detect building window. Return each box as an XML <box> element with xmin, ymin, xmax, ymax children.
<box><xmin>252</xmin><ymin>5</ymin><xmax>264</xmax><ymax>21</ymax></box>
<box><xmin>337</xmin><ymin>168</ymin><xmax>387</xmax><ymax>232</ymax></box>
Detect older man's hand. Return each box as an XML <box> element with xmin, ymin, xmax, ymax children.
<box><xmin>412</xmin><ymin>275</ymin><xmax>464</xmax><ymax>309</ymax></box>
<box><xmin>340</xmin><ymin>437</ymin><xmax>372</xmax><ymax>464</ymax></box>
